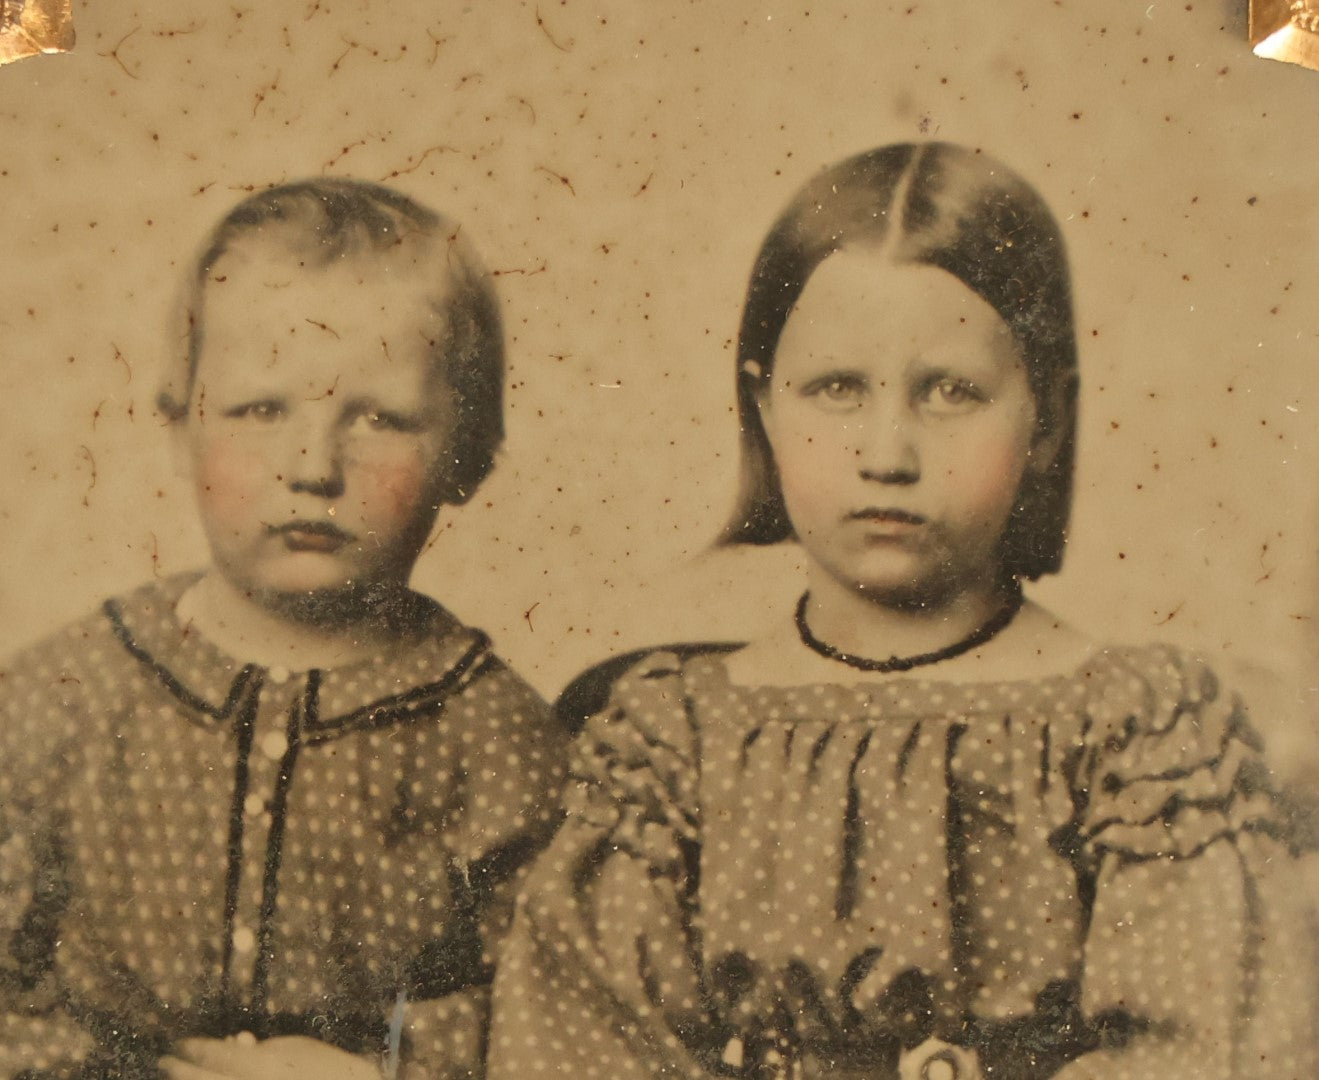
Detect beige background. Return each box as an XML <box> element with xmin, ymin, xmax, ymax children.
<box><xmin>0</xmin><ymin>2</ymin><xmax>1315</xmax><ymax>748</ymax></box>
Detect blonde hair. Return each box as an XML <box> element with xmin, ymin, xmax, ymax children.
<box><xmin>158</xmin><ymin>178</ymin><xmax>504</xmax><ymax>505</ymax></box>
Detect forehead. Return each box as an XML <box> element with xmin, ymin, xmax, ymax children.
<box><xmin>204</xmin><ymin>232</ymin><xmax>454</xmax><ymax>327</ymax></box>
<box><xmin>197</xmin><ymin>234</ymin><xmax>456</xmax><ymax>387</ymax></box>
<box><xmin>778</xmin><ymin>250</ymin><xmax>1018</xmax><ymax>365</ymax></box>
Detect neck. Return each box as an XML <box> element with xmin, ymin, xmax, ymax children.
<box><xmin>178</xmin><ymin>572</ymin><xmax>422</xmax><ymax>671</ymax></box>
<box><xmin>803</xmin><ymin>571</ymin><xmax>1015</xmax><ymax>664</ymax></box>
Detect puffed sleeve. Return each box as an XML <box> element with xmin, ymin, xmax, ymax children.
<box><xmin>1056</xmin><ymin>649</ymin><xmax>1318</xmax><ymax>1080</ymax></box>
<box><xmin>0</xmin><ymin>670</ymin><xmax>96</xmax><ymax>1078</ymax></box>
<box><xmin>394</xmin><ymin>660</ymin><xmax>572</xmax><ymax>1080</ymax></box>
<box><xmin>488</xmin><ymin>652</ymin><xmax>722</xmax><ymax>1080</ymax></box>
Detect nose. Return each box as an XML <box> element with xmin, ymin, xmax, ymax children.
<box><xmin>855</xmin><ymin>403</ymin><xmax>920</xmax><ymax>485</ymax></box>
<box><xmin>286</xmin><ymin>420</ymin><xmax>345</xmax><ymax>499</ymax></box>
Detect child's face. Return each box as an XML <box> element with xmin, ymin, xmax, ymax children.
<box><xmin>178</xmin><ymin>237</ymin><xmax>457</xmax><ymax>606</ymax></box>
<box><xmin>760</xmin><ymin>251</ymin><xmax>1049</xmax><ymax>607</ymax></box>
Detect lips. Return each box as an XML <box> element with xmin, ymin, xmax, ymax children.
<box><xmin>268</xmin><ymin>520</ymin><xmax>356</xmax><ymax>553</ymax></box>
<box><xmin>845</xmin><ymin>507</ymin><xmax>928</xmax><ymax>545</ymax></box>
<box><xmin>847</xmin><ymin>508</ymin><xmax>926</xmax><ymax>526</ymax></box>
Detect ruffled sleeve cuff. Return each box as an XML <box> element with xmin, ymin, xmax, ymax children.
<box><xmin>567</xmin><ymin>651</ymin><xmax>701</xmax><ymax>848</ymax></box>
<box><xmin>1081</xmin><ymin>647</ymin><xmax>1280</xmax><ymax>861</ymax></box>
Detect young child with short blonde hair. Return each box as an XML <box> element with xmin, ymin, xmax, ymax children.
<box><xmin>1</xmin><ymin>178</ymin><xmax>568</xmax><ymax>1080</ymax></box>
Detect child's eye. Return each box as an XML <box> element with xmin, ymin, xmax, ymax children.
<box><xmin>224</xmin><ymin>400</ymin><xmax>284</xmax><ymax>422</ymax></box>
<box><xmin>803</xmin><ymin>374</ymin><xmax>866</xmax><ymax>409</ymax></box>
<box><xmin>921</xmin><ymin>377</ymin><xmax>984</xmax><ymax>414</ymax></box>
<box><xmin>348</xmin><ymin>409</ymin><xmax>417</xmax><ymax>434</ymax></box>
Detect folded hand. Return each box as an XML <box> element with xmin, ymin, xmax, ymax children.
<box><xmin>160</xmin><ymin>1034</ymin><xmax>382</xmax><ymax>1080</ymax></box>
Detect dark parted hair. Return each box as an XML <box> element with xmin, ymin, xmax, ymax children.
<box><xmin>158</xmin><ymin>178</ymin><xmax>504</xmax><ymax>505</ymax></box>
<box><xmin>726</xmin><ymin>141</ymin><xmax>1079</xmax><ymax>580</ymax></box>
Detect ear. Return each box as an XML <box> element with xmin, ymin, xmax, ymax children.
<box><xmin>1027</xmin><ymin>373</ymin><xmax>1072</xmax><ymax>475</ymax></box>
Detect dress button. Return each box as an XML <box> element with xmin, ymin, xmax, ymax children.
<box><xmin>233</xmin><ymin>925</ymin><xmax>256</xmax><ymax>954</ymax></box>
<box><xmin>260</xmin><ymin>731</ymin><xmax>290</xmax><ymax>760</ymax></box>
<box><xmin>924</xmin><ymin>1059</ymin><xmax>957</xmax><ymax>1080</ymax></box>
<box><xmin>900</xmin><ymin>1038</ymin><xmax>981</xmax><ymax>1080</ymax></box>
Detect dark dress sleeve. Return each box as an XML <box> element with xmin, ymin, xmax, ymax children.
<box><xmin>488</xmin><ymin>652</ymin><xmax>725</xmax><ymax>1080</ymax></box>
<box><xmin>1061</xmin><ymin>648</ymin><xmax>1318</xmax><ymax>1079</ymax></box>
<box><xmin>0</xmin><ymin>654</ymin><xmax>98</xmax><ymax>1079</ymax></box>
<box><xmin>399</xmin><ymin>660</ymin><xmax>572</xmax><ymax>1080</ymax></box>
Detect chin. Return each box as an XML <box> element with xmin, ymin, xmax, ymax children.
<box><xmin>827</xmin><ymin>555</ymin><xmax>936</xmax><ymax>608</ymax></box>
<box><xmin>251</xmin><ymin>577</ymin><xmax>404</xmax><ymax>624</ymax></box>
<box><xmin>851</xmin><ymin>579</ymin><xmax>954</xmax><ymax>612</ymax></box>
<box><xmin>855</xmin><ymin>561</ymin><xmax>1011</xmax><ymax>613</ymax></box>
<box><xmin>841</xmin><ymin>561</ymin><xmax>973</xmax><ymax>612</ymax></box>
<box><xmin>252</xmin><ymin>552</ymin><xmax>402</xmax><ymax>597</ymax></box>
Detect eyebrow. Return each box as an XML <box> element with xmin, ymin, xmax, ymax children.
<box><xmin>338</xmin><ymin>394</ymin><xmax>430</xmax><ymax>416</ymax></box>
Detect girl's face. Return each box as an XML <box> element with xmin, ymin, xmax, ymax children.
<box><xmin>177</xmin><ymin>237</ymin><xmax>456</xmax><ymax>607</ymax></box>
<box><xmin>760</xmin><ymin>250</ymin><xmax>1052</xmax><ymax>608</ymax></box>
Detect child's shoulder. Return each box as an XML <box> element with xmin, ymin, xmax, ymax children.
<box><xmin>298</xmin><ymin>589</ymin><xmax>556</xmax><ymax>734</ymax></box>
<box><xmin>0</xmin><ymin>583</ymin><xmax>150</xmax><ymax>692</ymax></box>
<box><xmin>0</xmin><ymin>579</ymin><xmax>176</xmax><ymax>769</ymax></box>
<box><xmin>554</xmin><ymin>641</ymin><xmax>745</xmax><ymax>736</ymax></box>
<box><xmin>1076</xmin><ymin>642</ymin><xmax>1283</xmax><ymax>860</ymax></box>
<box><xmin>432</xmin><ymin>618</ymin><xmax>555</xmax><ymax>724</ymax></box>
<box><xmin>1081</xmin><ymin>640</ymin><xmax>1243</xmax><ymax>718</ymax></box>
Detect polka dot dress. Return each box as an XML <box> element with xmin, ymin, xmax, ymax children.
<box><xmin>488</xmin><ymin>647</ymin><xmax>1318</xmax><ymax>1079</ymax></box>
<box><xmin>0</xmin><ymin>573</ymin><xmax>569</xmax><ymax>1079</ymax></box>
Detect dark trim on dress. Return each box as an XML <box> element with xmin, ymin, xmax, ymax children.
<box><xmin>250</xmin><ymin>670</ymin><xmax>313</xmax><ymax>1012</ymax></box>
<box><xmin>303</xmin><ymin>638</ymin><xmax>493</xmax><ymax>741</ymax></box>
<box><xmin>220</xmin><ymin>676</ymin><xmax>263</xmax><ymax>999</ymax></box>
<box><xmin>104</xmin><ymin>598</ymin><xmax>259</xmax><ymax>720</ymax></box>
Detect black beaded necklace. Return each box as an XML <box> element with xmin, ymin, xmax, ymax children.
<box><xmin>793</xmin><ymin>582</ymin><xmax>1024</xmax><ymax>674</ymax></box>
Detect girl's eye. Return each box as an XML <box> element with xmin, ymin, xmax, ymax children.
<box><xmin>804</xmin><ymin>375</ymin><xmax>866</xmax><ymax>408</ymax></box>
<box><xmin>922</xmin><ymin>377</ymin><xmax>984</xmax><ymax>413</ymax></box>
<box><xmin>224</xmin><ymin>400</ymin><xmax>284</xmax><ymax>422</ymax></box>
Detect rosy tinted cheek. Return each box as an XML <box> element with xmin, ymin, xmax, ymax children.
<box><xmin>955</xmin><ymin>439</ymin><xmax>1029</xmax><ymax>519</ymax></box>
<box><xmin>359</xmin><ymin>455</ymin><xmax>432</xmax><ymax>526</ymax></box>
<box><xmin>195</xmin><ymin>442</ymin><xmax>268</xmax><ymax>521</ymax></box>
<box><xmin>776</xmin><ymin>438</ymin><xmax>843</xmax><ymax>532</ymax></box>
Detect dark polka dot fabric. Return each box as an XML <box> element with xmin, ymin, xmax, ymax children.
<box><xmin>0</xmin><ymin>574</ymin><xmax>569</xmax><ymax>1079</ymax></box>
<box><xmin>489</xmin><ymin>647</ymin><xmax>1318</xmax><ymax>1079</ymax></box>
